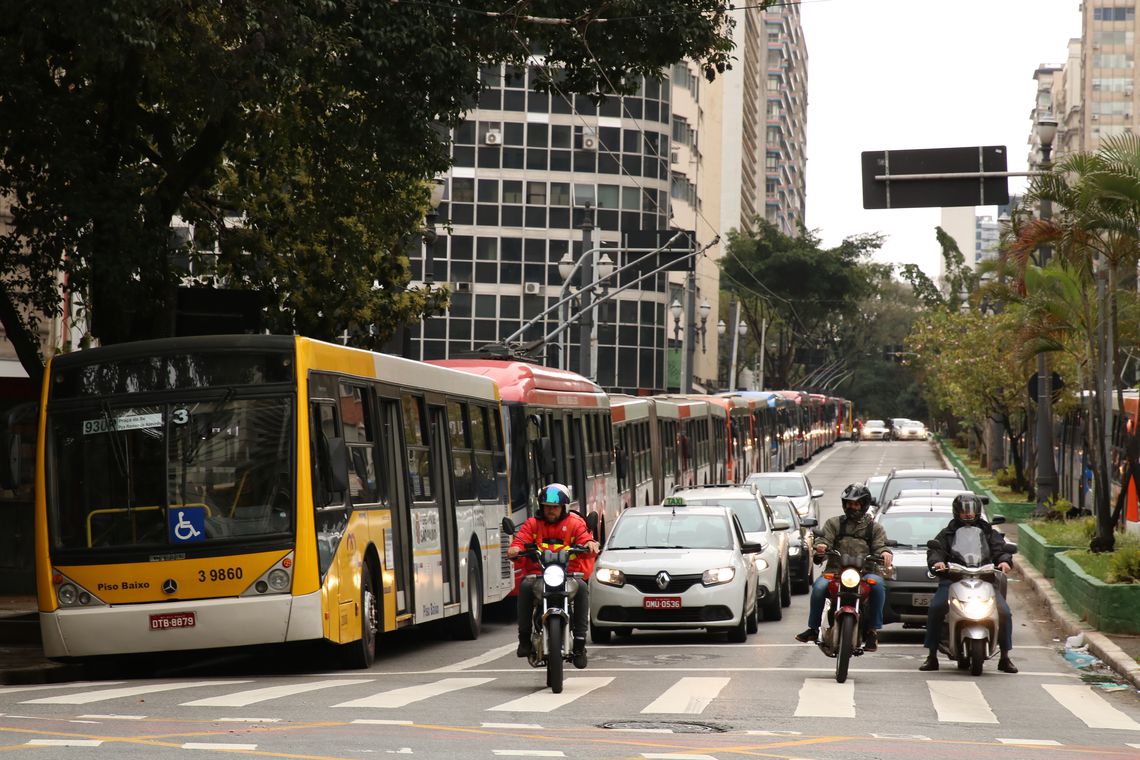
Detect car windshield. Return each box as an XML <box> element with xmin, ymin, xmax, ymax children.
<box><xmin>877</xmin><ymin>512</ymin><xmax>952</xmax><ymax>548</ymax></box>
<box><xmin>882</xmin><ymin>477</ymin><xmax>965</xmax><ymax>504</ymax></box>
<box><xmin>676</xmin><ymin>498</ymin><xmax>766</xmax><ymax>532</ymax></box>
<box><xmin>749</xmin><ymin>477</ymin><xmax>807</xmax><ymax>498</ymax></box>
<box><xmin>607</xmin><ymin>512</ymin><xmax>732</xmax><ymax>550</ymax></box>
<box><xmin>865</xmin><ymin>420</ymin><xmax>885</xmax><ymax>428</ymax></box>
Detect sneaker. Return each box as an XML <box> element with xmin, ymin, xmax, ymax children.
<box><xmin>516</xmin><ymin>639</ymin><xmax>533</xmax><ymax>658</ymax></box>
<box><xmin>862</xmin><ymin>629</ymin><xmax>878</xmax><ymax>652</ymax></box>
<box><xmin>794</xmin><ymin>627</ymin><xmax>818</xmax><ymax>643</ymax></box>
<box><xmin>918</xmin><ymin>653</ymin><xmax>939</xmax><ymax>672</ymax></box>
<box><xmin>998</xmin><ymin>655</ymin><xmax>1018</xmax><ymax>674</ymax></box>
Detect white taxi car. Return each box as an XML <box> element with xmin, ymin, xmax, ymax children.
<box><xmin>589</xmin><ymin>503</ymin><xmax>762</xmax><ymax>643</ymax></box>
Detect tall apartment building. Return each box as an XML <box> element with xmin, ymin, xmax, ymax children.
<box><xmin>406</xmin><ymin>7</ymin><xmax>808</xmax><ymax>393</ymax></box>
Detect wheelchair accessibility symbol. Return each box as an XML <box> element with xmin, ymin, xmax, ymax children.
<box><xmin>169</xmin><ymin>506</ymin><xmax>206</xmax><ymax>543</ymax></box>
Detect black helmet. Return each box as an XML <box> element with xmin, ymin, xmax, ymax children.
<box><xmin>840</xmin><ymin>483</ymin><xmax>872</xmax><ymax>516</ymax></box>
<box><xmin>539</xmin><ymin>483</ymin><xmax>571</xmax><ymax>522</ymax></box>
<box><xmin>952</xmin><ymin>493</ymin><xmax>982</xmax><ymax>525</ymax></box>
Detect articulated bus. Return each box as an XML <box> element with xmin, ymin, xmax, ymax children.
<box><xmin>430</xmin><ymin>360</ymin><xmax>617</xmax><ymax>542</ymax></box>
<box><xmin>35</xmin><ymin>336</ymin><xmax>511</xmax><ymax>666</ymax></box>
<box><xmin>611</xmin><ymin>395</ymin><xmax>656</xmax><ymax>511</ymax></box>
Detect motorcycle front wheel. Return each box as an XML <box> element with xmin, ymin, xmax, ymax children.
<box><xmin>546</xmin><ymin>617</ymin><xmax>565</xmax><ymax>693</ymax></box>
<box><xmin>835</xmin><ymin>615</ymin><xmax>855</xmax><ymax>683</ymax></box>
<box><xmin>969</xmin><ymin>638</ymin><xmax>986</xmax><ymax>676</ymax></box>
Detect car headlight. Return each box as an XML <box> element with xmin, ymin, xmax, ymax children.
<box><xmin>840</xmin><ymin>568</ymin><xmax>861</xmax><ymax>588</ymax></box>
<box><xmin>702</xmin><ymin>566</ymin><xmax>736</xmax><ymax>586</ymax></box>
<box><xmin>594</xmin><ymin>567</ymin><xmax>625</xmax><ymax>587</ymax></box>
<box><xmin>951</xmin><ymin>596</ymin><xmax>995</xmax><ymax>619</ymax></box>
<box><xmin>752</xmin><ymin>557</ymin><xmax>769</xmax><ymax>572</ymax></box>
<box><xmin>543</xmin><ymin>564</ymin><xmax>566</xmax><ymax>586</ymax></box>
<box><xmin>788</xmin><ymin>545</ymin><xmax>801</xmax><ymax>556</ymax></box>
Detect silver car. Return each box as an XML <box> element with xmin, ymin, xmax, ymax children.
<box><xmin>745</xmin><ymin>472</ymin><xmax>822</xmax><ymax>523</ymax></box>
<box><xmin>670</xmin><ymin>485</ymin><xmax>791</xmax><ymax>618</ymax></box>
<box><xmin>589</xmin><ymin>505</ymin><xmax>762</xmax><ymax>642</ymax></box>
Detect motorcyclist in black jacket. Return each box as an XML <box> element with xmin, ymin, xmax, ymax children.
<box><xmin>918</xmin><ymin>493</ymin><xmax>1017</xmax><ymax>673</ymax></box>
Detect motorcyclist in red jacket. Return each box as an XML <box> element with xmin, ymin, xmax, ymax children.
<box><xmin>507</xmin><ymin>483</ymin><xmax>599</xmax><ymax>664</ymax></box>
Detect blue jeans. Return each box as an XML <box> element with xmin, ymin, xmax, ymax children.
<box><xmin>807</xmin><ymin>573</ymin><xmax>886</xmax><ymax>631</ymax></box>
<box><xmin>922</xmin><ymin>578</ymin><xmax>1013</xmax><ymax>651</ymax></box>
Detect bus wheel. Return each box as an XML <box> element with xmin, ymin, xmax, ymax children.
<box><xmin>450</xmin><ymin>552</ymin><xmax>483</xmax><ymax>641</ymax></box>
<box><xmin>341</xmin><ymin>568</ymin><xmax>378</xmax><ymax>669</ymax></box>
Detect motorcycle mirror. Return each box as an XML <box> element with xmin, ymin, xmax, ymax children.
<box><xmin>991</xmin><ymin>514</ymin><xmax>1006</xmax><ymax>525</ymax></box>
<box><xmin>501</xmin><ymin>517</ymin><xmax>516</xmax><ymax>535</ymax></box>
<box><xmin>1004</xmin><ymin>542</ymin><xmax>1019</xmax><ymax>554</ymax></box>
<box><xmin>584</xmin><ymin>511</ymin><xmax>599</xmax><ymax>536</ymax></box>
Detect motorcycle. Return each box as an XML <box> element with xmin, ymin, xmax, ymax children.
<box><xmin>502</xmin><ymin>515</ymin><xmax>597</xmax><ymax>694</ymax></box>
<box><xmin>932</xmin><ymin>525</ymin><xmax>1009</xmax><ymax>676</ymax></box>
<box><xmin>813</xmin><ymin>548</ymin><xmax>884</xmax><ymax>683</ymax></box>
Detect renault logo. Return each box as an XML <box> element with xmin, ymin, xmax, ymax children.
<box><xmin>655</xmin><ymin>571</ymin><xmax>671</xmax><ymax>590</ymax></box>
<box><xmin>162</xmin><ymin>579</ymin><xmax>178</xmax><ymax>595</ymax></box>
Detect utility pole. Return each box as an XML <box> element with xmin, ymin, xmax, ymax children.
<box><xmin>1034</xmin><ymin>124</ymin><xmax>1057</xmax><ymax>508</ymax></box>
<box><xmin>682</xmin><ymin>270</ymin><xmax>697</xmax><ymax>393</ymax></box>
<box><xmin>758</xmin><ymin>317</ymin><xmax>767</xmax><ymax>390</ymax></box>
<box><xmin>577</xmin><ymin>202</ymin><xmax>595</xmax><ymax>381</ymax></box>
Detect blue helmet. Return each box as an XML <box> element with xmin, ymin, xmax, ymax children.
<box><xmin>539</xmin><ymin>483</ymin><xmax>572</xmax><ymax>520</ymax></box>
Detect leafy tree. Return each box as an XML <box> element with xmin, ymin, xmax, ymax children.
<box><xmin>0</xmin><ymin>0</ymin><xmax>745</xmax><ymax>384</ymax></box>
<box><xmin>721</xmin><ymin>220</ymin><xmax>889</xmax><ymax>391</ymax></box>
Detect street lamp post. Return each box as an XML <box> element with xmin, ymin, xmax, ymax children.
<box><xmin>419</xmin><ymin>176</ymin><xmax>447</xmax><ymax>357</ymax></box>
<box><xmin>698</xmin><ymin>300</ymin><xmax>711</xmax><ymax>353</ymax></box>
<box><xmin>1035</xmin><ymin>116</ymin><xmax>1058</xmax><ymax>508</ymax></box>
<box><xmin>557</xmin><ymin>252</ymin><xmax>575</xmax><ymax>370</ymax></box>
<box><xmin>718</xmin><ymin>307</ymin><xmax>747</xmax><ymax>391</ymax></box>
<box><xmin>577</xmin><ymin>203</ymin><xmax>596</xmax><ymax>380</ymax></box>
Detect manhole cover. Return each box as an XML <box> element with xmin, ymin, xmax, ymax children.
<box><xmin>600</xmin><ymin>721</ymin><xmax>726</xmax><ymax>734</ymax></box>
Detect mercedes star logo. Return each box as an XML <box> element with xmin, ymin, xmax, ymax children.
<box><xmin>655</xmin><ymin>571</ymin><xmax>671</xmax><ymax>590</ymax></box>
<box><xmin>162</xmin><ymin>578</ymin><xmax>178</xmax><ymax>595</ymax></box>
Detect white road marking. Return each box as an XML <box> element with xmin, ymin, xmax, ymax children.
<box><xmin>1043</xmin><ymin>684</ymin><xmax>1140</xmax><ymax>730</ymax></box>
<box><xmin>181</xmin><ymin>679</ymin><xmax>372</xmax><ymax>707</ymax></box>
<box><xmin>491</xmin><ymin>751</ymin><xmax>565</xmax><ymax>757</ymax></box>
<box><xmin>27</xmin><ymin>740</ymin><xmax>103</xmax><ymax>747</ymax></box>
<box><xmin>214</xmin><ymin>718</ymin><xmax>281</xmax><ymax>723</ymax></box>
<box><xmin>182</xmin><ymin>742</ymin><xmax>259</xmax><ymax>750</ymax></box>
<box><xmin>927</xmin><ymin>680</ymin><xmax>997</xmax><ymax>724</ymax></box>
<box><xmin>482</xmin><ymin>722</ymin><xmax>543</xmax><ymax>729</ymax></box>
<box><xmin>871</xmin><ymin>733</ymin><xmax>931</xmax><ymax>740</ymax></box>
<box><xmin>640</xmin><ymin>677</ymin><xmax>729</xmax><ymax>714</ymax></box>
<box><xmin>21</xmin><ymin>681</ymin><xmax>250</xmax><ymax>705</ymax></box>
<box><xmin>746</xmin><ymin>730</ymin><xmax>802</xmax><ymax>736</ymax></box>
<box><xmin>364</xmin><ymin>666</ymin><xmax>1073</xmax><ymax>676</ymax></box>
<box><xmin>996</xmin><ymin>738</ymin><xmax>1063</xmax><ymax>746</ymax></box>
<box><xmin>334</xmin><ymin>678</ymin><xmax>494</xmax><ymax>708</ymax></box>
<box><xmin>77</xmin><ymin>714</ymin><xmax>146</xmax><ymax>720</ymax></box>
<box><xmin>488</xmin><ymin>677</ymin><xmax>614</xmax><ymax>712</ymax></box>
<box><xmin>0</xmin><ymin>681</ymin><xmax>126</xmax><ymax>695</ymax></box>
<box><xmin>794</xmin><ymin>678</ymin><xmax>854</xmax><ymax>718</ymax></box>
<box><xmin>433</xmin><ymin>643</ymin><xmax>516</xmax><ymax>672</ymax></box>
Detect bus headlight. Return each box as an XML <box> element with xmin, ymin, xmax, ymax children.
<box><xmin>57</xmin><ymin>584</ymin><xmax>78</xmax><ymax>606</ymax></box>
<box><xmin>267</xmin><ymin>569</ymin><xmax>291</xmax><ymax>592</ymax></box>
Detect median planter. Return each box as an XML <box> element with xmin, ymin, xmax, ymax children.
<box><xmin>1054</xmin><ymin>552</ymin><xmax>1140</xmax><ymax>635</ymax></box>
<box><xmin>1019</xmin><ymin>523</ymin><xmax>1082</xmax><ymax>579</ymax></box>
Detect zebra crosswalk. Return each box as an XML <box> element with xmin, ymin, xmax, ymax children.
<box><xmin>5</xmin><ymin>674</ymin><xmax>1140</xmax><ymax>731</ymax></box>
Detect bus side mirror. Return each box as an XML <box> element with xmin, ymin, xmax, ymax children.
<box><xmin>584</xmin><ymin>511</ymin><xmax>599</xmax><ymax>536</ymax></box>
<box><xmin>537</xmin><ymin>437</ymin><xmax>555</xmax><ymax>476</ymax></box>
<box><xmin>325</xmin><ymin>436</ymin><xmax>349</xmax><ymax>494</ymax></box>
<box><xmin>0</xmin><ymin>432</ymin><xmax>21</xmax><ymax>490</ymax></box>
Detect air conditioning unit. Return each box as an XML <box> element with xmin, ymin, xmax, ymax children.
<box><xmin>484</xmin><ymin>129</ymin><xmax>502</xmax><ymax>145</ymax></box>
<box><xmin>582</xmin><ymin>129</ymin><xmax>598</xmax><ymax>150</ymax></box>
<box><xmin>670</xmin><ymin>150</ymin><xmax>680</xmax><ymax>164</ymax></box>
<box><xmin>453</xmin><ymin>281</ymin><xmax>472</xmax><ymax>292</ymax></box>
<box><xmin>523</xmin><ymin>281</ymin><xmax>542</xmax><ymax>295</ymax></box>
<box><xmin>1092</xmin><ymin>114</ymin><xmax>1100</xmax><ymax>120</ymax></box>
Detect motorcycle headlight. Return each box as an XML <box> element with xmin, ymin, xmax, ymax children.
<box><xmin>702</xmin><ymin>566</ymin><xmax>736</xmax><ymax>586</ymax></box>
<box><xmin>952</xmin><ymin>596</ymin><xmax>995</xmax><ymax>618</ymax></box>
<box><xmin>595</xmin><ymin>567</ymin><xmax>625</xmax><ymax>587</ymax></box>
<box><xmin>543</xmin><ymin>564</ymin><xmax>566</xmax><ymax>587</ymax></box>
<box><xmin>840</xmin><ymin>568</ymin><xmax>861</xmax><ymax>588</ymax></box>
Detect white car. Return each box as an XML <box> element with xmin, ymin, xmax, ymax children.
<box><xmin>670</xmin><ymin>485</ymin><xmax>791</xmax><ymax>619</ymax></box>
<box><xmin>745</xmin><ymin>472</ymin><xmax>823</xmax><ymax>523</ymax></box>
<box><xmin>860</xmin><ymin>419</ymin><xmax>889</xmax><ymax>440</ymax></box>
<box><xmin>896</xmin><ymin>421</ymin><xmax>929</xmax><ymax>440</ymax></box>
<box><xmin>589</xmin><ymin>504</ymin><xmax>762</xmax><ymax>642</ymax></box>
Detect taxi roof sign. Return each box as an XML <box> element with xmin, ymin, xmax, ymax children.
<box><xmin>663</xmin><ymin>496</ymin><xmax>686</xmax><ymax>506</ymax></box>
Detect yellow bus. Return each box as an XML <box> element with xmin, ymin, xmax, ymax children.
<box><xmin>34</xmin><ymin>335</ymin><xmax>513</xmax><ymax>667</ymax></box>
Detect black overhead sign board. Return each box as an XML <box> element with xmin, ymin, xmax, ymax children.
<box><xmin>861</xmin><ymin>146</ymin><xmax>1010</xmax><ymax>209</ymax></box>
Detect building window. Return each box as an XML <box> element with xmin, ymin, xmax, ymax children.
<box><xmin>527</xmin><ymin>182</ymin><xmax>546</xmax><ymax>205</ymax></box>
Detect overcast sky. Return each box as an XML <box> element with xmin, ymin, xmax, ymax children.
<box><xmin>799</xmin><ymin>0</ymin><xmax>1082</xmax><ymax>280</ymax></box>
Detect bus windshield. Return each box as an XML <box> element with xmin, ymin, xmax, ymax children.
<box><xmin>48</xmin><ymin>396</ymin><xmax>294</xmax><ymax>551</ymax></box>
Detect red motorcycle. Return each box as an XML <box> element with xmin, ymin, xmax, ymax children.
<box><xmin>813</xmin><ymin>549</ymin><xmax>884</xmax><ymax>683</ymax></box>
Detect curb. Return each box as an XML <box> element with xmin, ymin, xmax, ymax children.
<box><xmin>1015</xmin><ymin>548</ymin><xmax>1140</xmax><ymax>690</ymax></box>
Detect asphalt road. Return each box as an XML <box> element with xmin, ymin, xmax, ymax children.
<box><xmin>2</xmin><ymin>441</ymin><xmax>1140</xmax><ymax>759</ymax></box>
